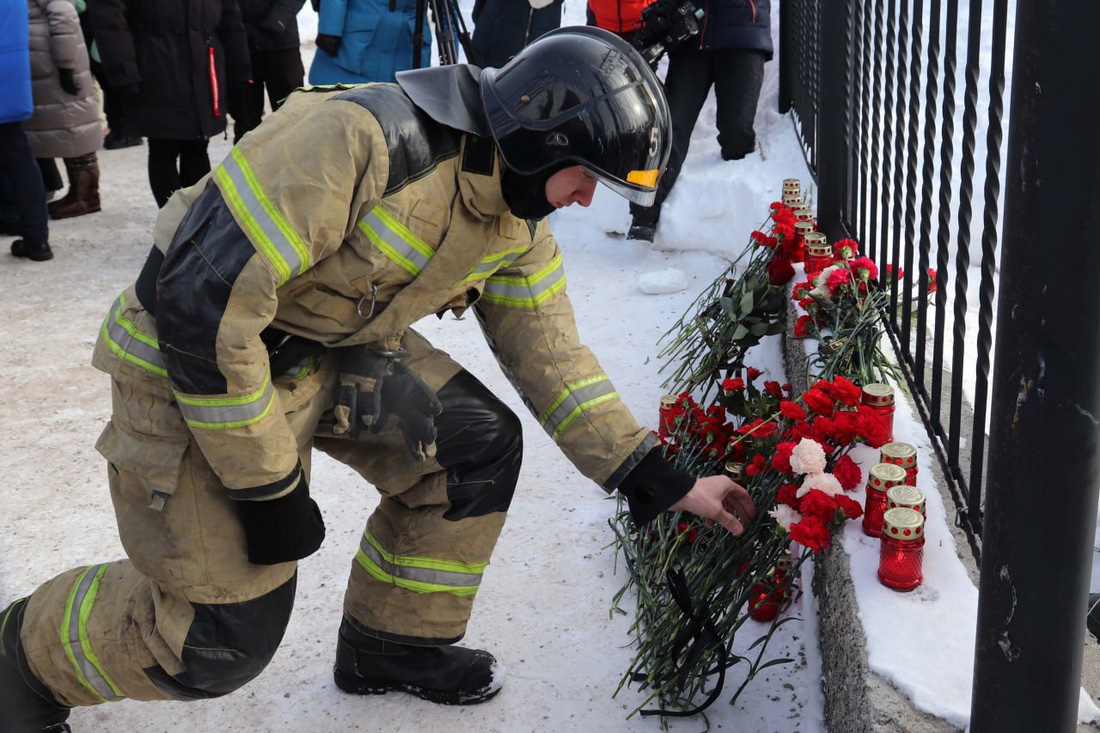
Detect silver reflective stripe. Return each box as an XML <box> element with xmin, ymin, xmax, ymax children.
<box><xmin>359</xmin><ymin>208</ymin><xmax>433</xmax><ymax>276</ymax></box>
<box><xmin>102</xmin><ymin>294</ymin><xmax>167</xmax><ymax>376</ymax></box>
<box><xmin>358</xmin><ymin>535</ymin><xmax>483</xmax><ymax>589</ymax></box>
<box><xmin>175</xmin><ymin>376</ymin><xmax>275</xmax><ymax>430</ymax></box>
<box><xmin>215</xmin><ymin>148</ymin><xmax>307</xmax><ymax>284</ymax></box>
<box><xmin>481</xmin><ymin>255</ymin><xmax>566</xmax><ymax>307</ymax></box>
<box><xmin>541</xmin><ymin>375</ymin><xmax>619</xmax><ymax>439</ymax></box>
<box><xmin>65</xmin><ymin>565</ymin><xmax>121</xmax><ymax>702</ymax></box>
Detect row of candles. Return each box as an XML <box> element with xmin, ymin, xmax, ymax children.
<box><xmin>780</xmin><ymin>179</ymin><xmax>834</xmax><ymax>272</ymax></box>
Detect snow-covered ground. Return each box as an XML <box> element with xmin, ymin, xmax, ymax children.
<box><xmin>3</xmin><ymin>1</ymin><xmax>1097</xmax><ymax>731</ymax></box>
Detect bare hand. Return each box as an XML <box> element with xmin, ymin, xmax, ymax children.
<box><xmin>669</xmin><ymin>475</ymin><xmax>755</xmax><ymax>535</ymax></box>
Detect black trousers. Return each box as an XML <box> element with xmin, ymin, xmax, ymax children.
<box><xmin>0</xmin><ymin>122</ymin><xmax>49</xmax><ymax>241</ymax></box>
<box><xmin>147</xmin><ymin>138</ymin><xmax>211</xmax><ymax>208</ymax></box>
<box><xmin>232</xmin><ymin>48</ymin><xmax>305</xmax><ymax>143</ymax></box>
<box><xmin>631</xmin><ymin>46</ymin><xmax>767</xmax><ymax>226</ymax></box>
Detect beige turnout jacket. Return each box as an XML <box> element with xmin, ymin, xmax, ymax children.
<box><xmin>93</xmin><ymin>81</ymin><xmax>657</xmax><ymax>503</ymax></box>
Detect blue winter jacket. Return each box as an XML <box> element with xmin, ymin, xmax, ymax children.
<box><xmin>698</xmin><ymin>0</ymin><xmax>772</xmax><ymax>58</ymax></box>
<box><xmin>0</xmin><ymin>1</ymin><xmax>33</xmax><ymax>123</ymax></box>
<box><xmin>308</xmin><ymin>0</ymin><xmax>431</xmax><ymax>85</ymax></box>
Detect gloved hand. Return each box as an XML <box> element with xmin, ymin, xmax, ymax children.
<box><xmin>235</xmin><ymin>467</ymin><xmax>326</xmax><ymax>565</ymax></box>
<box><xmin>58</xmin><ymin>68</ymin><xmax>80</xmax><ymax>95</ymax></box>
<box><xmin>332</xmin><ymin>347</ymin><xmax>443</xmax><ymax>460</ymax></box>
<box><xmin>528</xmin><ymin>0</ymin><xmax>555</xmax><ymax>9</ymax></box>
<box><xmin>642</xmin><ymin>0</ymin><xmax>680</xmax><ymax>35</ymax></box>
<box><xmin>315</xmin><ymin>33</ymin><xmax>342</xmax><ymax>56</ymax></box>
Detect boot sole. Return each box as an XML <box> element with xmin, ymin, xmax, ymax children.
<box><xmin>50</xmin><ymin>205</ymin><xmax>101</xmax><ymax>221</ymax></box>
<box><xmin>333</xmin><ymin>666</ymin><xmax>502</xmax><ymax>706</ymax></box>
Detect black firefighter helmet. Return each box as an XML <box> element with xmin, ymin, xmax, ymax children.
<box><xmin>479</xmin><ymin>26</ymin><xmax>672</xmax><ymax>207</ymax></box>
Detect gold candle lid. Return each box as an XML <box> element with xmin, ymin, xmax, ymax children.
<box><xmin>724</xmin><ymin>461</ymin><xmax>746</xmax><ymax>481</ymax></box>
<box><xmin>882</xmin><ymin>507</ymin><xmax>925</xmax><ymax>541</ymax></box>
<box><xmin>804</xmin><ymin>231</ymin><xmax>827</xmax><ymax>246</ymax></box>
<box><xmin>861</xmin><ymin>383</ymin><xmax>895</xmax><ymax>406</ymax></box>
<box><xmin>660</xmin><ymin>395</ymin><xmax>677</xmax><ymax>409</ymax></box>
<box><xmin>880</xmin><ymin>441</ymin><xmax>917</xmax><ymax>468</ymax></box>
<box><xmin>782</xmin><ymin>178</ymin><xmax>800</xmax><ymax>190</ymax></box>
<box><xmin>794</xmin><ymin>221</ymin><xmax>816</xmax><ymax>237</ymax></box>
<box><xmin>868</xmin><ymin>463</ymin><xmax>907</xmax><ymax>490</ymax></box>
<box><xmin>886</xmin><ymin>485</ymin><xmax>926</xmax><ymax>514</ymax></box>
<box><xmin>807</xmin><ymin>241</ymin><xmax>832</xmax><ymax>257</ymax></box>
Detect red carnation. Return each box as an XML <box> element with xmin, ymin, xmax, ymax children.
<box><xmin>745</xmin><ymin>453</ymin><xmax>768</xmax><ymax>477</ymax></box>
<box><xmin>834</xmin><ymin>239</ymin><xmax>859</xmax><ymax>260</ymax></box>
<box><xmin>927</xmin><ymin>267</ymin><xmax>938</xmax><ymax>293</ymax></box>
<box><xmin>802</xmin><ymin>387</ymin><xmax>835</xmax><ymax>417</ymax></box>
<box><xmin>830</xmin><ymin>410</ymin><xmax>860</xmax><ymax>447</ymax></box>
<box><xmin>763</xmin><ymin>380</ymin><xmax>783</xmax><ymax>398</ymax></box>
<box><xmin>833</xmin><ymin>494</ymin><xmax>864</xmax><ymax>521</ymax></box>
<box><xmin>826</xmin><ymin>267</ymin><xmax>852</xmax><ymax>295</ymax></box>
<box><xmin>772</xmin><ymin>441</ymin><xmax>796</xmax><ymax>473</ymax></box>
<box><xmin>832</xmin><ymin>454</ymin><xmax>862</xmax><ymax>491</ymax></box>
<box><xmin>848</xmin><ymin>256</ymin><xmax>879</xmax><ymax>281</ymax></box>
<box><xmin>857</xmin><ymin>405</ymin><xmax>891</xmax><ymax>447</ymax></box>
<box><xmin>776</xmin><ymin>482</ymin><xmax>801</xmax><ymax>507</ymax></box>
<box><xmin>722</xmin><ymin>377</ymin><xmax>745</xmax><ymax>393</ymax></box>
<box><xmin>767</xmin><ymin>253</ymin><xmax>796</xmax><ymax>285</ymax></box>
<box><xmin>794</xmin><ymin>315</ymin><xmax>816</xmax><ymax>338</ymax></box>
<box><xmin>746</xmin><ymin>367</ymin><xmax>763</xmax><ymax>382</ymax></box>
<box><xmin>886</xmin><ymin>263</ymin><xmax>905</xmax><ymax>280</ymax></box>
<box><xmin>831</xmin><ymin>376</ymin><xmax>862</xmax><ymax>407</ymax></box>
<box><xmin>790</xmin><ymin>514</ymin><xmax>831</xmax><ymax>553</ymax></box>
<box><xmin>799</xmin><ymin>490</ymin><xmax>839</xmax><ymax>523</ymax></box>
<box><xmin>780</xmin><ymin>401</ymin><xmax>807</xmax><ymax>421</ymax></box>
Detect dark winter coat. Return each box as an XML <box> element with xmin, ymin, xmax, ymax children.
<box><xmin>471</xmin><ymin>0</ymin><xmax>563</xmax><ymax>69</ymax></box>
<box><xmin>697</xmin><ymin>0</ymin><xmax>771</xmax><ymax>58</ymax></box>
<box><xmin>0</xmin><ymin>0</ymin><xmax>33</xmax><ymax>123</ymax></box>
<box><xmin>238</xmin><ymin>0</ymin><xmax>304</xmax><ymax>52</ymax></box>
<box><xmin>25</xmin><ymin>0</ymin><xmax>103</xmax><ymax>158</ymax></box>
<box><xmin>88</xmin><ymin>0</ymin><xmax>251</xmax><ymax>140</ymax></box>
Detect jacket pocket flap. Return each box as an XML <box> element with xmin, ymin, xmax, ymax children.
<box><xmin>95</xmin><ymin>422</ymin><xmax>189</xmax><ymax>497</ymax></box>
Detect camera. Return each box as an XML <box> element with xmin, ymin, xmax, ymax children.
<box><xmin>634</xmin><ymin>0</ymin><xmax>705</xmax><ymax>65</ymax></box>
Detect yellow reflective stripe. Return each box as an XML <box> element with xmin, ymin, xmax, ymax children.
<box><xmin>540</xmin><ymin>375</ymin><xmax>620</xmax><ymax>441</ymax></box>
<box><xmin>61</xmin><ymin>565</ymin><xmax>121</xmax><ymax>702</ymax></box>
<box><xmin>358</xmin><ymin>207</ymin><xmax>434</xmax><ymax>277</ymax></box>
<box><xmin>355</xmin><ymin>531</ymin><xmax>484</xmax><ymax>596</ymax></box>
<box><xmin>214</xmin><ymin>148</ymin><xmax>309</xmax><ymax>285</ymax></box>
<box><xmin>481</xmin><ymin>253</ymin><xmax>566</xmax><ymax>308</ymax></box>
<box><xmin>453</xmin><ymin>244</ymin><xmax>530</xmax><ymax>287</ymax></box>
<box><xmin>174</xmin><ymin>373</ymin><xmax>275</xmax><ymax>430</ymax></box>
<box><xmin>101</xmin><ymin>292</ymin><xmax>167</xmax><ymax>378</ymax></box>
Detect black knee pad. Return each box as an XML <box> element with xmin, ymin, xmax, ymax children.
<box><xmin>433</xmin><ymin>370</ymin><xmax>523</xmax><ymax>521</ymax></box>
<box><xmin>144</xmin><ymin>574</ymin><xmax>297</xmax><ymax>700</ymax></box>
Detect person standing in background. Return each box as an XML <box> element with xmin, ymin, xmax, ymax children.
<box><xmin>89</xmin><ymin>0</ymin><xmax>251</xmax><ymax>208</ymax></box>
<box><xmin>25</xmin><ymin>0</ymin><xmax>104</xmax><ymax>221</ymax></box>
<box><xmin>308</xmin><ymin>0</ymin><xmax>430</xmax><ymax>84</ymax></box>
<box><xmin>586</xmin><ymin>0</ymin><xmax>654</xmax><ymax>46</ymax></box>
<box><xmin>233</xmin><ymin>0</ymin><xmax>306</xmax><ymax>143</ymax></box>
<box><xmin>79</xmin><ymin>0</ymin><xmax>141</xmax><ymax>150</ymax></box>
<box><xmin>1</xmin><ymin>0</ymin><xmax>52</xmax><ymax>261</ymax></box>
<box><xmin>627</xmin><ymin>0</ymin><xmax>772</xmax><ymax>242</ymax></box>
<box><xmin>470</xmin><ymin>0</ymin><xmax>563</xmax><ymax>69</ymax></box>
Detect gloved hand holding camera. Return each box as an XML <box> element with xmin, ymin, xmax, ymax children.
<box><xmin>332</xmin><ymin>347</ymin><xmax>443</xmax><ymax>460</ymax></box>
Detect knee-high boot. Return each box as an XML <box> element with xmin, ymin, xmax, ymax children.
<box><xmin>48</xmin><ymin>153</ymin><xmax>101</xmax><ymax>220</ymax></box>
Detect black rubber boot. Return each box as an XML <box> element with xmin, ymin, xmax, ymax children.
<box><xmin>0</xmin><ymin>599</ymin><xmax>72</xmax><ymax>732</ymax></box>
<box><xmin>333</xmin><ymin>617</ymin><xmax>503</xmax><ymax>705</ymax></box>
<box><xmin>11</xmin><ymin>237</ymin><xmax>53</xmax><ymax>262</ymax></box>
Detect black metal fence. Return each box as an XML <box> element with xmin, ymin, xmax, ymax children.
<box><xmin>780</xmin><ymin>0</ymin><xmax>1012</xmax><ymax>556</ymax></box>
<box><xmin>780</xmin><ymin>0</ymin><xmax>1100</xmax><ymax>727</ymax></box>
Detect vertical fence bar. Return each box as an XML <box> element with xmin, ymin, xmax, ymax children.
<box><xmin>868</xmin><ymin>1</ymin><xmax>886</xmax><ymax>273</ymax></box>
<box><xmin>879</xmin><ymin>0</ymin><xmax>898</xmax><ymax>293</ymax></box>
<box><xmin>914</xmin><ymin>0</ymin><xmax>942</xmax><ymax>392</ymax></box>
<box><xmin>966</xmin><ymin>0</ymin><xmax>1008</xmax><ymax>532</ymax></box>
<box><xmin>930</xmin><ymin>0</ymin><xmax>959</xmax><ymax>435</ymax></box>
<box><xmin>900</xmin><ymin>0</ymin><xmax>923</xmax><ymax>355</ymax></box>
<box><xmin>815</xmin><ymin>0</ymin><xmax>850</xmax><ymax>237</ymax></box>
<box><xmin>971</xmin><ymin>0</ymin><xmax>1100</xmax><ymax>724</ymax></box>
<box><xmin>778</xmin><ymin>0</ymin><xmax>792</xmax><ymax>114</ymax></box>
<box><xmin>887</xmin><ymin>0</ymin><xmax>910</xmax><ymax>333</ymax></box>
<box><xmin>857</xmin><ymin>1</ymin><xmax>874</xmax><ymax>240</ymax></box>
<box><xmin>947</xmin><ymin>0</ymin><xmax>983</xmax><ymax>484</ymax></box>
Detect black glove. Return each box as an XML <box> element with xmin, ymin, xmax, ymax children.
<box><xmin>315</xmin><ymin>33</ymin><xmax>342</xmax><ymax>56</ymax></box>
<box><xmin>616</xmin><ymin>448</ymin><xmax>696</xmax><ymax>526</ymax></box>
<box><xmin>58</xmin><ymin>68</ymin><xmax>80</xmax><ymax>95</ymax></box>
<box><xmin>235</xmin><ymin>468</ymin><xmax>326</xmax><ymax>565</ymax></box>
<box><xmin>332</xmin><ymin>347</ymin><xmax>443</xmax><ymax>460</ymax></box>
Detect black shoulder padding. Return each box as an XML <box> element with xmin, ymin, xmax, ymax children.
<box><xmin>333</xmin><ymin>84</ymin><xmax>462</xmax><ymax>196</ymax></box>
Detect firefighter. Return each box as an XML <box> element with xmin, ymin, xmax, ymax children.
<box><xmin>0</xmin><ymin>26</ymin><xmax>754</xmax><ymax>731</ymax></box>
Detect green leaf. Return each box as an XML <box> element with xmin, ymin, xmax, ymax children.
<box><xmin>755</xmin><ymin>657</ymin><xmax>795</xmax><ymax>672</ymax></box>
<box><xmin>766</xmin><ymin>321</ymin><xmax>786</xmax><ymax>336</ymax></box>
<box><xmin>740</xmin><ymin>290</ymin><xmax>755</xmax><ymax>315</ymax></box>
<box><xmin>749</xmin><ymin>322</ymin><xmax>768</xmax><ymax>337</ymax></box>
<box><xmin>719</xmin><ymin>296</ymin><xmax>736</xmax><ymax>319</ymax></box>
<box><xmin>731</xmin><ymin>324</ymin><xmax>750</xmax><ymax>341</ymax></box>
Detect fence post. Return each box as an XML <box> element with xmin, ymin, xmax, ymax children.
<box><xmin>971</xmin><ymin>0</ymin><xmax>1100</xmax><ymax>728</ymax></box>
<box><xmin>777</xmin><ymin>0</ymin><xmax>791</xmax><ymax>113</ymax></box>
<box><xmin>815</xmin><ymin>0</ymin><xmax>849</xmax><ymax>238</ymax></box>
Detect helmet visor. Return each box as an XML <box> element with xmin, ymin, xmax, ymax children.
<box><xmin>586</xmin><ymin>166</ymin><xmax>661</xmax><ymax>206</ymax></box>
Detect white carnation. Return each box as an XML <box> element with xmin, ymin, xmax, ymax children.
<box><xmin>789</xmin><ymin>437</ymin><xmax>827</xmax><ymax>475</ymax></box>
<box><xmin>796</xmin><ymin>471</ymin><xmax>844</xmax><ymax>498</ymax></box>
<box><xmin>768</xmin><ymin>504</ymin><xmax>803</xmax><ymax>532</ymax></box>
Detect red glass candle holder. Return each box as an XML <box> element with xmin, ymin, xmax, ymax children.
<box><xmin>862</xmin><ymin>463</ymin><xmax>907</xmax><ymax>537</ymax></box>
<box><xmin>804</xmin><ymin>233</ymin><xmax>832</xmax><ymax>273</ymax></box>
<box><xmin>880</xmin><ymin>442</ymin><xmax>918</xmax><ymax>486</ymax></box>
<box><xmin>659</xmin><ymin>395</ymin><xmax>677</xmax><ymax>432</ymax></box>
<box><xmin>861</xmin><ymin>383</ymin><xmax>896</xmax><ymax>444</ymax></box>
<box><xmin>878</xmin><ymin>507</ymin><xmax>926</xmax><ymax>591</ymax></box>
